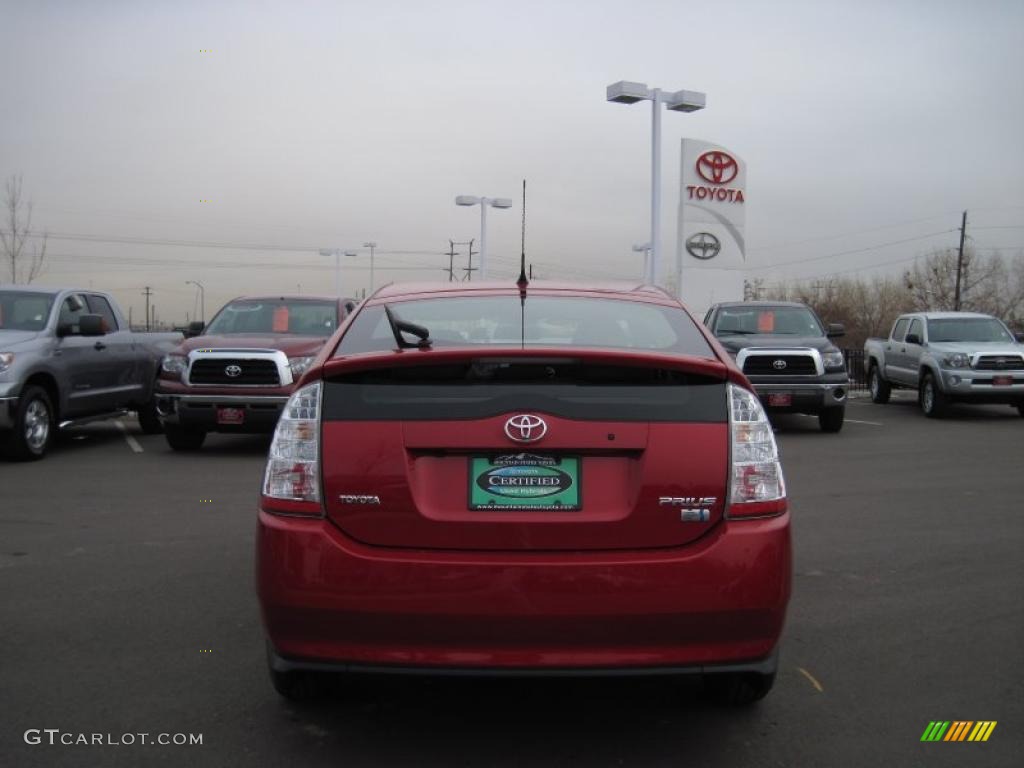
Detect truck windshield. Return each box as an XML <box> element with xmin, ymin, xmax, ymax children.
<box><xmin>714</xmin><ymin>306</ymin><xmax>823</xmax><ymax>336</ymax></box>
<box><xmin>204</xmin><ymin>299</ymin><xmax>338</xmax><ymax>336</ymax></box>
<box><xmin>0</xmin><ymin>291</ymin><xmax>56</xmax><ymax>332</ymax></box>
<box><xmin>927</xmin><ymin>318</ymin><xmax>1013</xmax><ymax>343</ymax></box>
<box><xmin>337</xmin><ymin>296</ymin><xmax>714</xmax><ymax>356</ymax></box>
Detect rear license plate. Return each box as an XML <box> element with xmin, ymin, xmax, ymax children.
<box><xmin>992</xmin><ymin>375</ymin><xmax>1013</xmax><ymax>386</ymax></box>
<box><xmin>216</xmin><ymin>407</ymin><xmax>245</xmax><ymax>425</ymax></box>
<box><xmin>767</xmin><ymin>393</ymin><xmax>792</xmax><ymax>406</ymax></box>
<box><xmin>469</xmin><ymin>454</ymin><xmax>581</xmax><ymax>511</ymax></box>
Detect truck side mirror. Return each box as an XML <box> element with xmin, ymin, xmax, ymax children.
<box><xmin>826</xmin><ymin>323</ymin><xmax>846</xmax><ymax>338</ymax></box>
<box><xmin>185</xmin><ymin>321</ymin><xmax>205</xmax><ymax>338</ymax></box>
<box><xmin>905</xmin><ymin>332</ymin><xmax>922</xmax><ymax>345</ymax></box>
<box><xmin>78</xmin><ymin>314</ymin><xmax>106</xmax><ymax>337</ymax></box>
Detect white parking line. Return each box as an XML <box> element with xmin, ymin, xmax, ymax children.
<box><xmin>115</xmin><ymin>420</ymin><xmax>144</xmax><ymax>453</ymax></box>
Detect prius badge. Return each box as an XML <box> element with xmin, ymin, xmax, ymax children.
<box><xmin>659</xmin><ymin>496</ymin><xmax>717</xmax><ymax>522</ymax></box>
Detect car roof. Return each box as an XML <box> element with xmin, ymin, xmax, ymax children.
<box><xmin>711</xmin><ymin>300</ymin><xmax>809</xmax><ymax>309</ymax></box>
<box><xmin>367</xmin><ymin>281</ymin><xmax>675</xmax><ymax>304</ymax></box>
<box><xmin>910</xmin><ymin>311</ymin><xmax>997</xmax><ymax>320</ymax></box>
<box><xmin>227</xmin><ymin>295</ymin><xmax>350</xmax><ymax>302</ymax></box>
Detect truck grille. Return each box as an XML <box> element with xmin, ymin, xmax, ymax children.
<box><xmin>189</xmin><ymin>359</ymin><xmax>281</xmax><ymax>385</ymax></box>
<box><xmin>742</xmin><ymin>354</ymin><xmax>818</xmax><ymax>376</ymax></box>
<box><xmin>974</xmin><ymin>355</ymin><xmax>1024</xmax><ymax>371</ymax></box>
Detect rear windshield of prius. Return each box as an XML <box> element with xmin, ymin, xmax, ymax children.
<box><xmin>0</xmin><ymin>291</ymin><xmax>56</xmax><ymax>332</ymax></box>
<box><xmin>926</xmin><ymin>318</ymin><xmax>1014</xmax><ymax>343</ymax></box>
<box><xmin>335</xmin><ymin>296</ymin><xmax>715</xmax><ymax>357</ymax></box>
<box><xmin>712</xmin><ymin>306</ymin><xmax>823</xmax><ymax>336</ymax></box>
<box><xmin>204</xmin><ymin>299</ymin><xmax>339</xmax><ymax>336</ymax></box>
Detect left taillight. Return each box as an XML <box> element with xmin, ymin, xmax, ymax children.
<box><xmin>262</xmin><ymin>380</ymin><xmax>323</xmax><ymax>516</ymax></box>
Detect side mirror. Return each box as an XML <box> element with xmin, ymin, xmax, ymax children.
<box><xmin>826</xmin><ymin>323</ymin><xmax>846</xmax><ymax>339</ymax></box>
<box><xmin>1016</xmin><ymin>332</ymin><xmax>1024</xmax><ymax>344</ymax></box>
<box><xmin>905</xmin><ymin>332</ymin><xmax>922</xmax><ymax>345</ymax></box>
<box><xmin>78</xmin><ymin>314</ymin><xmax>106</xmax><ymax>336</ymax></box>
<box><xmin>185</xmin><ymin>321</ymin><xmax>205</xmax><ymax>338</ymax></box>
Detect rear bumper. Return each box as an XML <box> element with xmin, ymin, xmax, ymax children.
<box><xmin>156</xmin><ymin>393</ymin><xmax>289</xmax><ymax>432</ymax></box>
<box><xmin>257</xmin><ymin>510</ymin><xmax>792</xmax><ymax>671</ymax></box>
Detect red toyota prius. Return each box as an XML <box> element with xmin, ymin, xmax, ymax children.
<box><xmin>257</xmin><ymin>282</ymin><xmax>791</xmax><ymax>705</ymax></box>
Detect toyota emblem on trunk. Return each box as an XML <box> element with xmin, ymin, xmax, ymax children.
<box><xmin>224</xmin><ymin>364</ymin><xmax>243</xmax><ymax>378</ymax></box>
<box><xmin>504</xmin><ymin>414</ymin><xmax>548</xmax><ymax>443</ymax></box>
<box><xmin>772</xmin><ymin>359</ymin><xmax>787</xmax><ymax>370</ymax></box>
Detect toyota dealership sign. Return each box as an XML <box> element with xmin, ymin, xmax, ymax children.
<box><xmin>676</xmin><ymin>140</ymin><xmax>747</xmax><ymax>316</ymax></box>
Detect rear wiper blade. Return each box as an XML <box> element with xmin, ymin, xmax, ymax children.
<box><xmin>384</xmin><ymin>305</ymin><xmax>432</xmax><ymax>349</ymax></box>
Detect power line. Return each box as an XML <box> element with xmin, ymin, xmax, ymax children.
<box><xmin>745</xmin><ymin>230</ymin><xmax>957</xmax><ymax>272</ymax></box>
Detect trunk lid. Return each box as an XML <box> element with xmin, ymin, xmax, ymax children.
<box><xmin>320</xmin><ymin>350</ymin><xmax>730</xmax><ymax>551</ymax></box>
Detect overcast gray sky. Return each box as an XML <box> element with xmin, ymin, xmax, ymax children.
<box><xmin>2</xmin><ymin>0</ymin><xmax>1023</xmax><ymax>324</ymax></box>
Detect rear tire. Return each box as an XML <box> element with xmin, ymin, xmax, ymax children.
<box><xmin>704</xmin><ymin>671</ymin><xmax>776</xmax><ymax>706</ymax></box>
<box><xmin>868</xmin><ymin>364</ymin><xmax>891</xmax><ymax>404</ymax></box>
<box><xmin>164</xmin><ymin>424</ymin><xmax>206</xmax><ymax>451</ymax></box>
<box><xmin>919</xmin><ymin>372</ymin><xmax>947</xmax><ymax>418</ymax></box>
<box><xmin>1017</xmin><ymin>402</ymin><xmax>1024</xmax><ymax>418</ymax></box>
<box><xmin>818</xmin><ymin>407</ymin><xmax>845</xmax><ymax>433</ymax></box>
<box><xmin>2</xmin><ymin>386</ymin><xmax>55</xmax><ymax>461</ymax></box>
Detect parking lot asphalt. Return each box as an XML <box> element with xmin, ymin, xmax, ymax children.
<box><xmin>2</xmin><ymin>398</ymin><xmax>1022</xmax><ymax>768</ymax></box>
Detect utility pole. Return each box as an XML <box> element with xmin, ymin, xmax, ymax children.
<box><xmin>446</xmin><ymin>240</ymin><xmax>459</xmax><ymax>282</ymax></box>
<box><xmin>461</xmin><ymin>238</ymin><xmax>478</xmax><ymax>281</ymax></box>
<box><xmin>529</xmin><ymin>264</ymin><xmax>534</xmax><ymax>279</ymax></box>
<box><xmin>954</xmin><ymin>210</ymin><xmax>967</xmax><ymax>311</ymax></box>
<box><xmin>142</xmin><ymin>286</ymin><xmax>152</xmax><ymax>332</ymax></box>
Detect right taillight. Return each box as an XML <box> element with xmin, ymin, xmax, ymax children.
<box><xmin>262</xmin><ymin>380</ymin><xmax>323</xmax><ymax>516</ymax></box>
<box><xmin>727</xmin><ymin>383</ymin><xmax>787</xmax><ymax>518</ymax></box>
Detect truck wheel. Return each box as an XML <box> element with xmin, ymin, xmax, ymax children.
<box><xmin>869</xmin><ymin>364</ymin><xmax>891</xmax><ymax>404</ymax></box>
<box><xmin>919</xmin><ymin>372</ymin><xmax>947</xmax><ymax>418</ymax></box>
<box><xmin>1017</xmin><ymin>402</ymin><xmax>1024</xmax><ymax>418</ymax></box>
<box><xmin>136</xmin><ymin>399</ymin><xmax>163</xmax><ymax>435</ymax></box>
<box><xmin>2</xmin><ymin>386</ymin><xmax>55</xmax><ymax>461</ymax></box>
<box><xmin>703</xmin><ymin>671</ymin><xmax>776</xmax><ymax>706</ymax></box>
<box><xmin>818</xmin><ymin>407</ymin><xmax>845</xmax><ymax>433</ymax></box>
<box><xmin>164</xmin><ymin>424</ymin><xmax>206</xmax><ymax>451</ymax></box>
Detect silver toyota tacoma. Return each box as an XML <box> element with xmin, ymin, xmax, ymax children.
<box><xmin>0</xmin><ymin>286</ymin><xmax>182</xmax><ymax>459</ymax></box>
<box><xmin>863</xmin><ymin>311</ymin><xmax>1024</xmax><ymax>418</ymax></box>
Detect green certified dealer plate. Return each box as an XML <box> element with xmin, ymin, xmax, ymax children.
<box><xmin>469</xmin><ymin>454</ymin><xmax>581</xmax><ymax>511</ymax></box>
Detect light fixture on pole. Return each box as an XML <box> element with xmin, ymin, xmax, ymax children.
<box><xmin>606</xmin><ymin>80</ymin><xmax>706</xmax><ymax>286</ymax></box>
<box><xmin>318</xmin><ymin>248</ymin><xmax>353</xmax><ymax>297</ymax></box>
<box><xmin>455</xmin><ymin>195</ymin><xmax>514</xmax><ymax>279</ymax></box>
<box><xmin>362</xmin><ymin>241</ymin><xmax>377</xmax><ymax>292</ymax></box>
<box><xmin>185</xmin><ymin>280</ymin><xmax>205</xmax><ymax>323</ymax></box>
<box><xmin>630</xmin><ymin>241</ymin><xmax>647</xmax><ymax>284</ymax></box>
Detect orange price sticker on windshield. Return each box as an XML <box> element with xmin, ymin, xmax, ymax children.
<box><xmin>272</xmin><ymin>306</ymin><xmax>290</xmax><ymax>333</ymax></box>
<box><xmin>757</xmin><ymin>311</ymin><xmax>775</xmax><ymax>333</ymax></box>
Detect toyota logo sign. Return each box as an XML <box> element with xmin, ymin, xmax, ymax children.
<box><xmin>772</xmin><ymin>359</ymin><xmax>787</xmax><ymax>370</ymax></box>
<box><xmin>504</xmin><ymin>414</ymin><xmax>548</xmax><ymax>443</ymax></box>
<box><xmin>696</xmin><ymin>151</ymin><xmax>739</xmax><ymax>185</ymax></box>
<box><xmin>686</xmin><ymin>232</ymin><xmax>721</xmax><ymax>260</ymax></box>
<box><xmin>224</xmin><ymin>364</ymin><xmax>243</xmax><ymax>378</ymax></box>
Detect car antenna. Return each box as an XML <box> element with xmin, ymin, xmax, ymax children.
<box><xmin>383</xmin><ymin>304</ymin><xmax>431</xmax><ymax>350</ymax></box>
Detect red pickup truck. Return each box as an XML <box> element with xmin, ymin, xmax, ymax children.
<box><xmin>155</xmin><ymin>295</ymin><xmax>356</xmax><ymax>450</ymax></box>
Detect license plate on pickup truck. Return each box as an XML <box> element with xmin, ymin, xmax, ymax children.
<box><xmin>216</xmin><ymin>407</ymin><xmax>246</xmax><ymax>425</ymax></box>
<box><xmin>766</xmin><ymin>393</ymin><xmax>792</xmax><ymax>406</ymax></box>
<box><xmin>469</xmin><ymin>455</ymin><xmax>580</xmax><ymax>511</ymax></box>
<box><xmin>992</xmin><ymin>375</ymin><xmax>1013</xmax><ymax>386</ymax></box>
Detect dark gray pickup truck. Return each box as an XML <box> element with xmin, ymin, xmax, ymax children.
<box><xmin>0</xmin><ymin>286</ymin><xmax>182</xmax><ymax>460</ymax></box>
<box><xmin>704</xmin><ymin>301</ymin><xmax>849</xmax><ymax>432</ymax></box>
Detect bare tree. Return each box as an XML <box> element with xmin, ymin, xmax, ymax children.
<box><xmin>0</xmin><ymin>175</ymin><xmax>47</xmax><ymax>283</ymax></box>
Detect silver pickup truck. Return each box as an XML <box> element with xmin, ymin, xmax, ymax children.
<box><xmin>863</xmin><ymin>311</ymin><xmax>1024</xmax><ymax>418</ymax></box>
<box><xmin>0</xmin><ymin>285</ymin><xmax>182</xmax><ymax>459</ymax></box>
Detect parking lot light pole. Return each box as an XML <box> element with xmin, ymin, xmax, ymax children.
<box><xmin>362</xmin><ymin>242</ymin><xmax>377</xmax><ymax>292</ymax></box>
<box><xmin>455</xmin><ymin>195</ymin><xmax>514</xmax><ymax>279</ymax></box>
<box><xmin>185</xmin><ymin>280</ymin><xmax>205</xmax><ymax>323</ymax></box>
<box><xmin>319</xmin><ymin>249</ymin><xmax>346</xmax><ymax>297</ymax></box>
<box><xmin>606</xmin><ymin>81</ymin><xmax>706</xmax><ymax>286</ymax></box>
